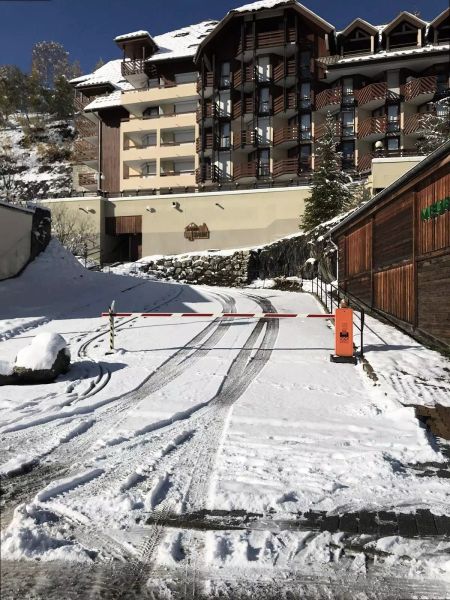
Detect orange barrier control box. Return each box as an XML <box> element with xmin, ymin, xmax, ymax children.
<box><xmin>331</xmin><ymin>307</ymin><xmax>356</xmax><ymax>363</ymax></box>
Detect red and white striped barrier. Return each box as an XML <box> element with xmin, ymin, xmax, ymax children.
<box><xmin>101</xmin><ymin>312</ymin><xmax>335</xmax><ymax>319</ymax></box>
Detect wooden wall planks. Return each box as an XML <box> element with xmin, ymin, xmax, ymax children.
<box><xmin>416</xmin><ymin>166</ymin><xmax>450</xmax><ymax>257</ymax></box>
<box><xmin>417</xmin><ymin>254</ymin><xmax>450</xmax><ymax>343</ymax></box>
<box><xmin>374</xmin><ymin>263</ymin><xmax>414</xmax><ymax>323</ymax></box>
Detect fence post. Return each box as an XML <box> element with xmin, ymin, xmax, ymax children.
<box><xmin>108</xmin><ymin>300</ymin><xmax>116</xmax><ymax>352</ymax></box>
<box><xmin>360</xmin><ymin>309</ymin><xmax>365</xmax><ymax>359</ymax></box>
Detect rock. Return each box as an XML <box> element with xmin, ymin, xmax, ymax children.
<box><xmin>13</xmin><ymin>333</ymin><xmax>71</xmax><ymax>384</ymax></box>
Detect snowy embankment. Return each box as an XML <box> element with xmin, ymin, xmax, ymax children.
<box><xmin>0</xmin><ymin>241</ymin><xmax>449</xmax><ymax>588</ymax></box>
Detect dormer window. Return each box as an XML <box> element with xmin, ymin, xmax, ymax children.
<box><xmin>436</xmin><ymin>18</ymin><xmax>450</xmax><ymax>43</ymax></box>
<box><xmin>342</xmin><ymin>28</ymin><xmax>372</xmax><ymax>55</ymax></box>
<box><xmin>388</xmin><ymin>21</ymin><xmax>419</xmax><ymax>49</ymax></box>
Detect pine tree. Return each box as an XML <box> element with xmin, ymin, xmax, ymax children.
<box><xmin>301</xmin><ymin>113</ymin><xmax>352</xmax><ymax>231</ymax></box>
<box><xmin>417</xmin><ymin>98</ymin><xmax>450</xmax><ymax>154</ymax></box>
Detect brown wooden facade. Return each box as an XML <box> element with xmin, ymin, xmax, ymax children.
<box><xmin>332</xmin><ymin>143</ymin><xmax>450</xmax><ymax>347</ymax></box>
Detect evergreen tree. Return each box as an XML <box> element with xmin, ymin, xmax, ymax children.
<box><xmin>301</xmin><ymin>113</ymin><xmax>352</xmax><ymax>231</ymax></box>
<box><xmin>417</xmin><ymin>98</ymin><xmax>450</xmax><ymax>154</ymax></box>
<box><xmin>0</xmin><ymin>66</ymin><xmax>27</xmax><ymax>122</ymax></box>
<box><xmin>49</xmin><ymin>76</ymin><xmax>75</xmax><ymax>119</ymax></box>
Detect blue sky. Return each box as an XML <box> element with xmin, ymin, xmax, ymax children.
<box><xmin>0</xmin><ymin>0</ymin><xmax>447</xmax><ymax>74</ymax></box>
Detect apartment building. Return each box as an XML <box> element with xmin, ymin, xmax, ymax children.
<box><xmin>62</xmin><ymin>0</ymin><xmax>449</xmax><ymax>262</ymax></box>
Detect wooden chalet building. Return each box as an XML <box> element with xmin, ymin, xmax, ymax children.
<box><xmin>330</xmin><ymin>141</ymin><xmax>450</xmax><ymax>348</ymax></box>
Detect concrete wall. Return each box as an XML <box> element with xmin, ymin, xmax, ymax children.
<box><xmin>371</xmin><ymin>156</ymin><xmax>424</xmax><ymax>191</ymax></box>
<box><xmin>0</xmin><ymin>202</ymin><xmax>34</xmax><ymax>280</ymax></box>
<box><xmin>45</xmin><ymin>186</ymin><xmax>309</xmax><ymax>259</ymax></box>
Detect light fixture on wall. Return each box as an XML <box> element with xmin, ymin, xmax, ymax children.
<box><xmin>172</xmin><ymin>201</ymin><xmax>180</xmax><ymax>209</ymax></box>
<box><xmin>146</xmin><ymin>206</ymin><xmax>156</xmax><ymax>213</ymax></box>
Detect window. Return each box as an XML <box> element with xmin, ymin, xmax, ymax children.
<box><xmin>342</xmin><ymin>110</ymin><xmax>355</xmax><ymax>136</ymax></box>
<box><xmin>219</xmin><ymin>122</ymin><xmax>231</xmax><ymax>148</ymax></box>
<box><xmin>342</xmin><ymin>78</ymin><xmax>354</xmax><ymax>104</ymax></box>
<box><xmin>387</xmin><ymin>137</ymin><xmax>399</xmax><ymax>151</ymax></box>
<box><xmin>299</xmin><ymin>145</ymin><xmax>311</xmax><ymax>170</ymax></box>
<box><xmin>300</xmin><ymin>113</ymin><xmax>311</xmax><ymax>139</ymax></box>
<box><xmin>342</xmin><ymin>28</ymin><xmax>372</xmax><ymax>55</ymax></box>
<box><xmin>258</xmin><ymin>148</ymin><xmax>270</xmax><ymax>177</ymax></box>
<box><xmin>174</xmin><ymin>72</ymin><xmax>197</xmax><ymax>84</ymax></box>
<box><xmin>220</xmin><ymin>62</ymin><xmax>231</xmax><ymax>88</ymax></box>
<box><xmin>299</xmin><ymin>51</ymin><xmax>311</xmax><ymax>77</ymax></box>
<box><xmin>142</xmin><ymin>133</ymin><xmax>156</xmax><ymax>147</ymax></box>
<box><xmin>175</xmin><ymin>100</ymin><xmax>197</xmax><ymax>114</ymax></box>
<box><xmin>388</xmin><ymin>21</ymin><xmax>418</xmax><ymax>49</ymax></box>
<box><xmin>259</xmin><ymin>87</ymin><xmax>270</xmax><ymax>114</ymax></box>
<box><xmin>257</xmin><ymin>57</ymin><xmax>271</xmax><ymax>82</ymax></box>
<box><xmin>387</xmin><ymin>104</ymin><xmax>400</xmax><ymax>132</ymax></box>
<box><xmin>436</xmin><ymin>20</ymin><xmax>450</xmax><ymax>43</ymax></box>
<box><xmin>143</xmin><ymin>106</ymin><xmax>159</xmax><ymax>118</ymax></box>
<box><xmin>341</xmin><ymin>141</ymin><xmax>355</xmax><ymax>169</ymax></box>
<box><xmin>299</xmin><ymin>82</ymin><xmax>311</xmax><ymax>108</ymax></box>
<box><xmin>141</xmin><ymin>161</ymin><xmax>156</xmax><ymax>177</ymax></box>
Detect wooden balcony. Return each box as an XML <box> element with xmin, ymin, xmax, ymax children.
<box><xmin>358</xmin><ymin>148</ymin><xmax>426</xmax><ymax>172</ymax></box>
<box><xmin>315</xmin><ymin>88</ymin><xmax>342</xmax><ymax>112</ymax></box>
<box><xmin>233</xmin><ymin>97</ymin><xmax>254</xmax><ymax>119</ymax></box>
<box><xmin>403</xmin><ymin>112</ymin><xmax>428</xmax><ymax>136</ymax></box>
<box><xmin>233</xmin><ymin>162</ymin><xmax>258</xmax><ymax>180</ymax></box>
<box><xmin>273</xmin><ymin>127</ymin><xmax>298</xmax><ymax>146</ymax></box>
<box><xmin>121</xmin><ymin>60</ymin><xmax>146</xmax><ymax>77</ymax></box>
<box><xmin>76</xmin><ymin>118</ymin><xmax>97</xmax><ymax>138</ymax></box>
<box><xmin>274</xmin><ymin>92</ymin><xmax>297</xmax><ymax>115</ymax></box>
<box><xmin>314</xmin><ymin>121</ymin><xmax>342</xmax><ymax>139</ymax></box>
<box><xmin>78</xmin><ymin>172</ymin><xmax>97</xmax><ymax>188</ymax></box>
<box><xmin>233</xmin><ymin>65</ymin><xmax>255</xmax><ymax>88</ymax></box>
<box><xmin>73</xmin><ymin>140</ymin><xmax>98</xmax><ymax>162</ymax></box>
<box><xmin>196</xmin><ymin>72</ymin><xmax>214</xmax><ymax>93</ymax></box>
<box><xmin>195</xmin><ymin>164</ymin><xmax>215</xmax><ymax>183</ymax></box>
<box><xmin>356</xmin><ymin>82</ymin><xmax>389</xmax><ymax>109</ymax></box>
<box><xmin>233</xmin><ymin>129</ymin><xmax>257</xmax><ymax>149</ymax></box>
<box><xmin>272</xmin><ymin>158</ymin><xmax>311</xmax><ymax>178</ymax></box>
<box><xmin>196</xmin><ymin>102</ymin><xmax>215</xmax><ymax>122</ymax></box>
<box><xmin>237</xmin><ymin>28</ymin><xmax>296</xmax><ymax>53</ymax></box>
<box><xmin>74</xmin><ymin>94</ymin><xmax>90</xmax><ymax>112</ymax></box>
<box><xmin>358</xmin><ymin>153</ymin><xmax>373</xmax><ymax>172</ymax></box>
<box><xmin>401</xmin><ymin>75</ymin><xmax>437</xmax><ymax>105</ymax></box>
<box><xmin>358</xmin><ymin>116</ymin><xmax>387</xmax><ymax>139</ymax></box>
<box><xmin>273</xmin><ymin>59</ymin><xmax>296</xmax><ymax>82</ymax></box>
<box><xmin>196</xmin><ymin>133</ymin><xmax>214</xmax><ymax>153</ymax></box>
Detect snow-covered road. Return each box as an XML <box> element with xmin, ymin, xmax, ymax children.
<box><xmin>1</xmin><ymin>243</ymin><xmax>449</xmax><ymax>599</ymax></box>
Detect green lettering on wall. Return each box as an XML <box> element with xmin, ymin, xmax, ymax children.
<box><xmin>421</xmin><ymin>197</ymin><xmax>450</xmax><ymax>221</ymax></box>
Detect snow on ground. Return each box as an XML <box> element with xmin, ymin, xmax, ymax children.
<box><xmin>1</xmin><ymin>243</ymin><xmax>449</xmax><ymax>593</ymax></box>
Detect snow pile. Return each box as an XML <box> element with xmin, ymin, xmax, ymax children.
<box><xmin>15</xmin><ymin>332</ymin><xmax>69</xmax><ymax>372</ymax></box>
<box><xmin>0</xmin><ymin>360</ymin><xmax>13</xmax><ymax>375</ymax></box>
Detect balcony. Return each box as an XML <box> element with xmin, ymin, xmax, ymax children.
<box><xmin>358</xmin><ymin>116</ymin><xmax>387</xmax><ymax>140</ymax></box>
<box><xmin>196</xmin><ymin>72</ymin><xmax>214</xmax><ymax>94</ymax></box>
<box><xmin>76</xmin><ymin>118</ymin><xmax>97</xmax><ymax>138</ymax></box>
<box><xmin>233</xmin><ymin>97</ymin><xmax>254</xmax><ymax>120</ymax></box>
<box><xmin>274</xmin><ymin>92</ymin><xmax>297</xmax><ymax>115</ymax></box>
<box><xmin>358</xmin><ymin>153</ymin><xmax>373</xmax><ymax>172</ymax></box>
<box><xmin>121</xmin><ymin>59</ymin><xmax>146</xmax><ymax>78</ymax></box>
<box><xmin>273</xmin><ymin>127</ymin><xmax>298</xmax><ymax>146</ymax></box>
<box><xmin>74</xmin><ymin>94</ymin><xmax>91</xmax><ymax>113</ymax></box>
<box><xmin>403</xmin><ymin>112</ymin><xmax>428</xmax><ymax>136</ymax></box>
<box><xmin>314</xmin><ymin>122</ymin><xmax>342</xmax><ymax>139</ymax></box>
<box><xmin>273</xmin><ymin>59</ymin><xmax>296</xmax><ymax>83</ymax></box>
<box><xmin>196</xmin><ymin>133</ymin><xmax>214</xmax><ymax>153</ymax></box>
<box><xmin>233</xmin><ymin>129</ymin><xmax>257</xmax><ymax>149</ymax></box>
<box><xmin>78</xmin><ymin>172</ymin><xmax>97</xmax><ymax>188</ymax></box>
<box><xmin>237</xmin><ymin>28</ymin><xmax>296</xmax><ymax>53</ymax></box>
<box><xmin>401</xmin><ymin>75</ymin><xmax>437</xmax><ymax>105</ymax></box>
<box><xmin>272</xmin><ymin>158</ymin><xmax>311</xmax><ymax>178</ymax></box>
<box><xmin>358</xmin><ymin>148</ymin><xmax>426</xmax><ymax>172</ymax></box>
<box><xmin>73</xmin><ymin>140</ymin><xmax>98</xmax><ymax>163</ymax></box>
<box><xmin>233</xmin><ymin>65</ymin><xmax>256</xmax><ymax>88</ymax></box>
<box><xmin>196</xmin><ymin>102</ymin><xmax>216</xmax><ymax>123</ymax></box>
<box><xmin>315</xmin><ymin>88</ymin><xmax>342</xmax><ymax>112</ymax></box>
<box><xmin>356</xmin><ymin>82</ymin><xmax>390</xmax><ymax>110</ymax></box>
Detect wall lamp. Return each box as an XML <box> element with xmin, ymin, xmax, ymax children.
<box><xmin>146</xmin><ymin>206</ymin><xmax>156</xmax><ymax>213</ymax></box>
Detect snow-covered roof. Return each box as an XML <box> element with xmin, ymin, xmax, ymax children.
<box><xmin>338</xmin><ymin>18</ymin><xmax>379</xmax><ymax>37</ymax></box>
<box><xmin>114</xmin><ymin>30</ymin><xmax>152</xmax><ymax>42</ymax></box>
<box><xmin>148</xmin><ymin>21</ymin><xmax>219</xmax><ymax>62</ymax></box>
<box><xmin>70</xmin><ymin>59</ymin><xmax>133</xmax><ymax>92</ymax></box>
<box><xmin>331</xmin><ymin>42</ymin><xmax>449</xmax><ymax>65</ymax></box>
<box><xmin>382</xmin><ymin>11</ymin><xmax>427</xmax><ymax>35</ymax></box>
<box><xmin>230</xmin><ymin>0</ymin><xmax>334</xmax><ymax>31</ymax></box>
<box><xmin>429</xmin><ymin>7</ymin><xmax>450</xmax><ymax>28</ymax></box>
<box><xmin>84</xmin><ymin>90</ymin><xmax>123</xmax><ymax>112</ymax></box>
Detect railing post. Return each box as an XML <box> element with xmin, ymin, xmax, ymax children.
<box><xmin>360</xmin><ymin>309</ymin><xmax>365</xmax><ymax>359</ymax></box>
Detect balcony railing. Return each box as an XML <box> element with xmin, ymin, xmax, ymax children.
<box><xmin>160</xmin><ymin>169</ymin><xmax>195</xmax><ymax>177</ymax></box>
<box><xmin>403</xmin><ymin>112</ymin><xmax>430</xmax><ymax>135</ymax></box>
<box><xmin>274</xmin><ymin>92</ymin><xmax>297</xmax><ymax>114</ymax></box>
<box><xmin>358</xmin><ymin>148</ymin><xmax>426</xmax><ymax>172</ymax></box>
<box><xmin>273</xmin><ymin>127</ymin><xmax>297</xmax><ymax>146</ymax></box>
<box><xmin>358</xmin><ymin>153</ymin><xmax>373</xmax><ymax>172</ymax></box>
<box><xmin>233</xmin><ymin>97</ymin><xmax>254</xmax><ymax>119</ymax></box>
<box><xmin>273</xmin><ymin>158</ymin><xmax>311</xmax><ymax>178</ymax></box>
<box><xmin>196</xmin><ymin>102</ymin><xmax>216</xmax><ymax>122</ymax></box>
<box><xmin>233</xmin><ymin>65</ymin><xmax>256</xmax><ymax>88</ymax></box>
<box><xmin>76</xmin><ymin>118</ymin><xmax>97</xmax><ymax>138</ymax></box>
<box><xmin>121</xmin><ymin>60</ymin><xmax>146</xmax><ymax>77</ymax></box>
<box><xmin>358</xmin><ymin>116</ymin><xmax>387</xmax><ymax>138</ymax></box>
<box><xmin>356</xmin><ymin>82</ymin><xmax>388</xmax><ymax>107</ymax></box>
<box><xmin>74</xmin><ymin>140</ymin><xmax>98</xmax><ymax>162</ymax></box>
<box><xmin>315</xmin><ymin>88</ymin><xmax>342</xmax><ymax>111</ymax></box>
<box><xmin>273</xmin><ymin>59</ymin><xmax>296</xmax><ymax>82</ymax></box>
<box><xmin>196</xmin><ymin>72</ymin><xmax>214</xmax><ymax>93</ymax></box>
<box><xmin>237</xmin><ymin>28</ymin><xmax>296</xmax><ymax>53</ymax></box>
<box><xmin>401</xmin><ymin>75</ymin><xmax>437</xmax><ymax>102</ymax></box>
<box><xmin>233</xmin><ymin>162</ymin><xmax>272</xmax><ymax>179</ymax></box>
<box><xmin>196</xmin><ymin>133</ymin><xmax>214</xmax><ymax>153</ymax></box>
<box><xmin>315</xmin><ymin>122</ymin><xmax>343</xmax><ymax>139</ymax></box>
<box><xmin>78</xmin><ymin>172</ymin><xmax>97</xmax><ymax>187</ymax></box>
<box><xmin>233</xmin><ymin>129</ymin><xmax>257</xmax><ymax>148</ymax></box>
<box><xmin>74</xmin><ymin>94</ymin><xmax>90</xmax><ymax>112</ymax></box>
